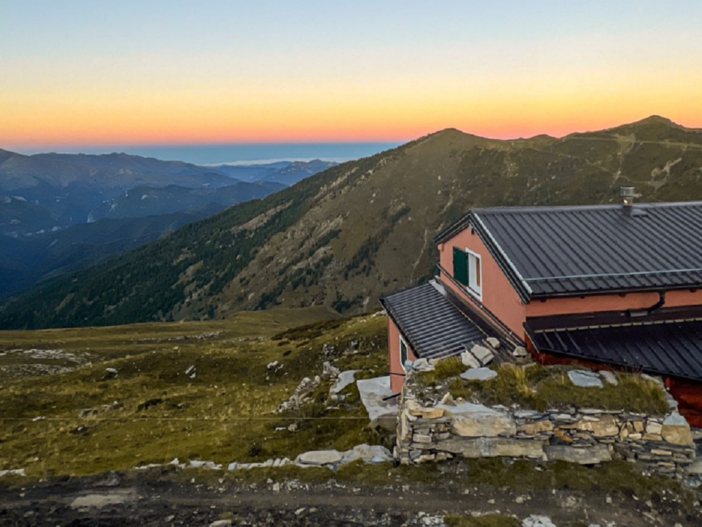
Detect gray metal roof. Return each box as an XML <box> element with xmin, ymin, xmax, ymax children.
<box><xmin>527</xmin><ymin>310</ymin><xmax>702</xmax><ymax>382</ymax></box>
<box><xmin>380</xmin><ymin>282</ymin><xmax>486</xmax><ymax>360</ymax></box>
<box><xmin>438</xmin><ymin>201</ymin><xmax>702</xmax><ymax>301</ymax></box>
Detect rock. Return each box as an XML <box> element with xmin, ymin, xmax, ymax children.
<box><xmin>227</xmin><ymin>462</ymin><xmax>238</xmax><ymax>471</ymax></box>
<box><xmin>296</xmin><ymin>450</ymin><xmax>342</xmax><ymax>466</ymax></box>
<box><xmin>574</xmin><ymin>415</ymin><xmax>619</xmax><ymax>437</ymax></box>
<box><xmin>0</xmin><ymin>469</ymin><xmax>26</xmax><ymax>477</ymax></box>
<box><xmin>411</xmin><ymin>358</ymin><xmax>435</xmax><ymax>372</ymax></box>
<box><xmin>513</xmin><ymin>346</ymin><xmax>528</xmax><ymax>358</ymax></box>
<box><xmin>470</xmin><ymin>344</ymin><xmax>495</xmax><ymax>366</ymax></box>
<box><xmin>546</xmin><ymin>445</ymin><xmax>612</xmax><ymax>465</ymax></box>
<box><xmin>339</xmin><ymin>444</ymin><xmax>393</xmax><ymax>465</ymax></box>
<box><xmin>323</xmin><ymin>361</ymin><xmax>340</xmax><ymax>378</ymax></box>
<box><xmin>407</xmin><ymin>399</ymin><xmax>445</xmax><ymax>419</ymax></box>
<box><xmin>486</xmin><ymin>337</ymin><xmax>501</xmax><ymax>349</ymax></box>
<box><xmin>523</xmin><ymin>516</ymin><xmax>556</xmax><ymax>527</ymax></box>
<box><xmin>434</xmin><ymin>437</ymin><xmax>544</xmax><ymax>458</ymax></box>
<box><xmin>568</xmin><ymin>370</ymin><xmax>603</xmax><ymax>388</ymax></box>
<box><xmin>331</xmin><ymin>370</ymin><xmax>357</xmax><ymax>394</ymax></box>
<box><xmin>599</xmin><ymin>371</ymin><xmax>618</xmax><ymax>385</ymax></box>
<box><xmin>356</xmin><ymin>376</ymin><xmax>398</xmax><ymax>430</ymax></box>
<box><xmin>459</xmin><ymin>367</ymin><xmax>497</xmax><ymax>382</ymax></box>
<box><xmin>71</xmin><ymin>492</ymin><xmax>132</xmax><ymax>509</ymax></box>
<box><xmin>441</xmin><ymin>402</ymin><xmax>516</xmax><ymax>437</ymax></box>
<box><xmin>105</xmin><ymin>367</ymin><xmax>118</xmax><ymax>377</ymax></box>
<box><xmin>185</xmin><ymin>365</ymin><xmax>196</xmax><ymax>379</ymax></box>
<box><xmin>461</xmin><ymin>350</ymin><xmax>481</xmax><ymax>369</ymax></box>
<box><xmin>518</xmin><ymin>420</ymin><xmax>554</xmax><ymax>435</ymax></box>
<box><xmin>266</xmin><ymin>361</ymin><xmax>279</xmax><ymax>371</ymax></box>
<box><xmin>209</xmin><ymin>521</ymin><xmax>232</xmax><ymax>527</ymax></box>
<box><xmin>686</xmin><ymin>459</ymin><xmax>702</xmax><ymax>475</ymax></box>
<box><xmin>646</xmin><ymin>419</ymin><xmax>663</xmax><ymax>435</ymax></box>
<box><xmin>661</xmin><ymin>412</ymin><xmax>694</xmax><ymax>446</ymax></box>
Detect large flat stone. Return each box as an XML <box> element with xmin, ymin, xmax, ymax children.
<box><xmin>460</xmin><ymin>367</ymin><xmax>498</xmax><ymax>382</ymax></box>
<box><xmin>546</xmin><ymin>445</ymin><xmax>612</xmax><ymax>465</ymax></box>
<box><xmin>339</xmin><ymin>444</ymin><xmax>393</xmax><ymax>465</ymax></box>
<box><xmin>461</xmin><ymin>351</ymin><xmax>481</xmax><ymax>369</ymax></box>
<box><xmin>296</xmin><ymin>450</ymin><xmax>342</xmax><ymax>466</ymax></box>
<box><xmin>470</xmin><ymin>344</ymin><xmax>495</xmax><ymax>366</ymax></box>
<box><xmin>568</xmin><ymin>370</ymin><xmax>603</xmax><ymax>388</ymax></box>
<box><xmin>574</xmin><ymin>415</ymin><xmax>618</xmax><ymax>437</ymax></box>
<box><xmin>440</xmin><ymin>402</ymin><xmax>516</xmax><ymax>437</ymax></box>
<box><xmin>435</xmin><ymin>437</ymin><xmax>544</xmax><ymax>458</ymax></box>
<box><xmin>357</xmin><ymin>376</ymin><xmax>397</xmax><ymax>429</ymax></box>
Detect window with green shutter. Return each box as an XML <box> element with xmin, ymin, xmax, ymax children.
<box><xmin>453</xmin><ymin>247</ymin><xmax>469</xmax><ymax>286</ymax></box>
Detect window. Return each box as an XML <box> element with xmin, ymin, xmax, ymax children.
<box><xmin>400</xmin><ymin>336</ymin><xmax>409</xmax><ymax>371</ymax></box>
<box><xmin>452</xmin><ymin>247</ymin><xmax>482</xmax><ymax>299</ymax></box>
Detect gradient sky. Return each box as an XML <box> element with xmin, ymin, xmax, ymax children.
<box><xmin>2</xmin><ymin>0</ymin><xmax>702</xmax><ymax>150</ymax></box>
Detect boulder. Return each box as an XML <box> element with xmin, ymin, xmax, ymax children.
<box><xmin>434</xmin><ymin>437</ymin><xmax>544</xmax><ymax>459</ymax></box>
<box><xmin>546</xmin><ymin>445</ymin><xmax>612</xmax><ymax>465</ymax></box>
<box><xmin>518</xmin><ymin>420</ymin><xmax>554</xmax><ymax>435</ymax></box>
<box><xmin>296</xmin><ymin>450</ymin><xmax>342</xmax><ymax>466</ymax></box>
<box><xmin>486</xmin><ymin>337</ymin><xmax>501</xmax><ymax>349</ymax></box>
<box><xmin>568</xmin><ymin>370</ymin><xmax>603</xmax><ymax>388</ymax></box>
<box><xmin>461</xmin><ymin>351</ymin><xmax>481</xmax><ymax>369</ymax></box>
<box><xmin>661</xmin><ymin>412</ymin><xmax>694</xmax><ymax>446</ymax></box>
<box><xmin>459</xmin><ymin>367</ymin><xmax>497</xmax><ymax>382</ymax></box>
<box><xmin>441</xmin><ymin>402</ymin><xmax>516</xmax><ymax>437</ymax></box>
<box><xmin>470</xmin><ymin>344</ymin><xmax>495</xmax><ymax>366</ymax></box>
<box><xmin>523</xmin><ymin>516</ymin><xmax>557</xmax><ymax>527</ymax></box>
<box><xmin>357</xmin><ymin>376</ymin><xmax>398</xmax><ymax>430</ymax></box>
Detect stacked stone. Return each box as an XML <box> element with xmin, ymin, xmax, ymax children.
<box><xmin>397</xmin><ymin>394</ymin><xmax>697</xmax><ymax>479</ymax></box>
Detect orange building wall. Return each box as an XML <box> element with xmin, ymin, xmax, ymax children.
<box><xmin>439</xmin><ymin>228</ymin><xmax>527</xmax><ymax>338</ymax></box>
<box><xmin>388</xmin><ymin>318</ymin><xmax>417</xmax><ymax>394</ymax></box>
<box><xmin>440</xmin><ymin>226</ymin><xmax>702</xmax><ymax>341</ymax></box>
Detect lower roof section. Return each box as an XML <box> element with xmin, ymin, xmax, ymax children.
<box><xmin>526</xmin><ymin>308</ymin><xmax>702</xmax><ymax>382</ymax></box>
<box><xmin>380</xmin><ymin>281</ymin><xmax>487</xmax><ymax>360</ymax></box>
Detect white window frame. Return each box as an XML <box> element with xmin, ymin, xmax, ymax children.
<box><xmin>464</xmin><ymin>247</ymin><xmax>483</xmax><ymax>301</ymax></box>
<box><xmin>399</xmin><ymin>335</ymin><xmax>409</xmax><ymax>372</ymax></box>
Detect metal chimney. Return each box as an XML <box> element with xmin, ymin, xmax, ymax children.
<box><xmin>620</xmin><ymin>186</ymin><xmax>636</xmax><ymax>207</ymax></box>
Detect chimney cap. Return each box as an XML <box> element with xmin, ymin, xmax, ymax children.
<box><xmin>620</xmin><ymin>186</ymin><xmax>640</xmax><ymax>207</ymax></box>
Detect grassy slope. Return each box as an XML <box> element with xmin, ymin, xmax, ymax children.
<box><xmin>0</xmin><ymin>308</ymin><xmax>396</xmax><ymax>478</ymax></box>
<box><xmin>3</xmin><ymin>117</ymin><xmax>702</xmax><ymax>329</ymax></box>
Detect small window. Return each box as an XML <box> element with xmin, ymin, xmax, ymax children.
<box><xmin>453</xmin><ymin>247</ymin><xmax>482</xmax><ymax>299</ymax></box>
<box><xmin>400</xmin><ymin>336</ymin><xmax>409</xmax><ymax>371</ymax></box>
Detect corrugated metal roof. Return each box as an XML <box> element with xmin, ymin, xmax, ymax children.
<box><xmin>380</xmin><ymin>282</ymin><xmax>487</xmax><ymax>360</ymax></box>
<box><xmin>527</xmin><ymin>311</ymin><xmax>702</xmax><ymax>382</ymax></box>
<box><xmin>437</xmin><ymin>201</ymin><xmax>702</xmax><ymax>300</ymax></box>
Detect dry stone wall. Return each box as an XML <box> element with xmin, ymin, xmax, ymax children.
<box><xmin>396</xmin><ymin>373</ymin><xmax>697</xmax><ymax>479</ymax></box>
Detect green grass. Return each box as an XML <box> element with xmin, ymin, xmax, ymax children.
<box><xmin>0</xmin><ymin>310</ymin><xmax>391</xmax><ymax>478</ymax></box>
<box><xmin>420</xmin><ymin>357</ymin><xmax>465</xmax><ymax>385</ymax></box>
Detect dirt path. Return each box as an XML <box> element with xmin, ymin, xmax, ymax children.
<box><xmin>1</xmin><ymin>472</ymin><xmax>698</xmax><ymax>526</ymax></box>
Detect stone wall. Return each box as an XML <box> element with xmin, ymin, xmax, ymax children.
<box><xmin>396</xmin><ymin>374</ymin><xmax>697</xmax><ymax>479</ymax></box>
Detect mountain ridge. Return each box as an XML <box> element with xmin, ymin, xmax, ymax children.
<box><xmin>3</xmin><ymin>116</ymin><xmax>702</xmax><ymax>329</ymax></box>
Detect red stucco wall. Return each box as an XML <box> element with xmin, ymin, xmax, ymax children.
<box><xmin>387</xmin><ymin>317</ymin><xmax>416</xmax><ymax>394</ymax></box>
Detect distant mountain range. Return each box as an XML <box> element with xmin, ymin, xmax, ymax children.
<box><xmin>0</xmin><ymin>150</ymin><xmax>333</xmax><ymax>299</ymax></box>
<box><xmin>3</xmin><ymin>116</ymin><xmax>702</xmax><ymax>329</ymax></box>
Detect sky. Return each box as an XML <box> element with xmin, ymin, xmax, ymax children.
<box><xmin>2</xmin><ymin>0</ymin><xmax>702</xmax><ymax>154</ymax></box>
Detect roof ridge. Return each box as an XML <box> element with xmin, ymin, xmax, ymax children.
<box><xmin>474</xmin><ymin>201</ymin><xmax>702</xmax><ymax>215</ymax></box>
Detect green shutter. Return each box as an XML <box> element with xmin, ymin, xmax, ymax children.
<box><xmin>453</xmin><ymin>247</ymin><xmax>469</xmax><ymax>286</ymax></box>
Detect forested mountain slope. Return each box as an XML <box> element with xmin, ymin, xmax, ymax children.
<box><xmin>2</xmin><ymin>116</ymin><xmax>702</xmax><ymax>329</ymax></box>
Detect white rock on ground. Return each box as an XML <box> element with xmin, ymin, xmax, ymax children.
<box><xmin>0</xmin><ymin>469</ymin><xmax>26</xmax><ymax>477</ymax></box>
<box><xmin>460</xmin><ymin>367</ymin><xmax>498</xmax><ymax>382</ymax></box>
<box><xmin>356</xmin><ymin>376</ymin><xmax>398</xmax><ymax>430</ymax></box>
<box><xmin>296</xmin><ymin>450</ymin><xmax>343</xmax><ymax>466</ymax></box>
<box><xmin>331</xmin><ymin>370</ymin><xmax>358</xmax><ymax>394</ymax></box>
<box><xmin>568</xmin><ymin>370</ymin><xmax>603</xmax><ymax>388</ymax></box>
<box><xmin>523</xmin><ymin>515</ymin><xmax>557</xmax><ymax>527</ymax></box>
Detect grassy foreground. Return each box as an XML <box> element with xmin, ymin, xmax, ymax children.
<box><xmin>0</xmin><ymin>308</ymin><xmax>391</xmax><ymax>478</ymax></box>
